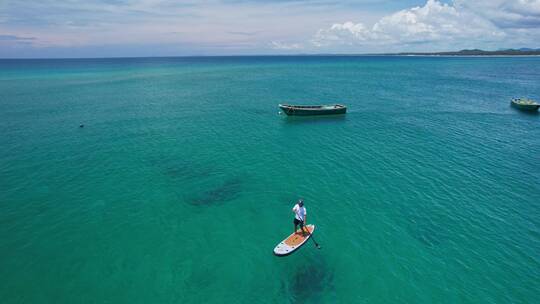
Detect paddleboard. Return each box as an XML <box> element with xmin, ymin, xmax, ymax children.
<box><xmin>273</xmin><ymin>224</ymin><xmax>315</xmax><ymax>256</ymax></box>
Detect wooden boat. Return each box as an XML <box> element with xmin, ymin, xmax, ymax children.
<box><xmin>511</xmin><ymin>98</ymin><xmax>539</xmax><ymax>111</ymax></box>
<box><xmin>279</xmin><ymin>104</ymin><xmax>347</xmax><ymax>116</ymax></box>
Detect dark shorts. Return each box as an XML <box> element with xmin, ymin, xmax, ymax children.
<box><xmin>294</xmin><ymin>218</ymin><xmax>304</xmax><ymax>226</ymax></box>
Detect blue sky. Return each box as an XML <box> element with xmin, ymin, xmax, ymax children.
<box><xmin>1</xmin><ymin>0</ymin><xmax>539</xmax><ymax>58</ymax></box>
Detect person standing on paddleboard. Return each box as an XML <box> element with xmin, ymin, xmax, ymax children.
<box><xmin>292</xmin><ymin>199</ymin><xmax>307</xmax><ymax>235</ymax></box>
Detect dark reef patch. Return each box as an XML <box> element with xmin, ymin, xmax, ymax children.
<box><xmin>189</xmin><ymin>177</ymin><xmax>242</xmax><ymax>206</ymax></box>
<box><xmin>283</xmin><ymin>258</ymin><xmax>335</xmax><ymax>304</ymax></box>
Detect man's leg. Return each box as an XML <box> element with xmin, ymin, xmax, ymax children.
<box><xmin>294</xmin><ymin>219</ymin><xmax>298</xmax><ymax>234</ymax></box>
<box><xmin>299</xmin><ymin>220</ymin><xmax>305</xmax><ymax>236</ymax></box>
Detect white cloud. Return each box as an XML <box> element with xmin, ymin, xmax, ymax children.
<box><xmin>312</xmin><ymin>0</ymin><xmax>540</xmax><ymax>51</ymax></box>
<box><xmin>455</xmin><ymin>0</ymin><xmax>540</xmax><ymax>29</ymax></box>
<box><xmin>271</xmin><ymin>41</ymin><xmax>303</xmax><ymax>50</ymax></box>
<box><xmin>312</xmin><ymin>22</ymin><xmax>371</xmax><ymax>47</ymax></box>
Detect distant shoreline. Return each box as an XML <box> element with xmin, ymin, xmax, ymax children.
<box><xmin>386</xmin><ymin>54</ymin><xmax>540</xmax><ymax>57</ymax></box>
<box><xmin>390</xmin><ymin>49</ymin><xmax>540</xmax><ymax>56</ymax></box>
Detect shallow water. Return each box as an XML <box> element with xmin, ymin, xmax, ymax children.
<box><xmin>1</xmin><ymin>56</ymin><xmax>539</xmax><ymax>303</ymax></box>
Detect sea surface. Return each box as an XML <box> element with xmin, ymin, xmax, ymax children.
<box><xmin>1</xmin><ymin>56</ymin><xmax>539</xmax><ymax>303</ymax></box>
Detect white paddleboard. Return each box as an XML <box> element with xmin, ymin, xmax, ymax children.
<box><xmin>273</xmin><ymin>224</ymin><xmax>315</xmax><ymax>256</ymax></box>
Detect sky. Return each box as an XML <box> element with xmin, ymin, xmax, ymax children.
<box><xmin>1</xmin><ymin>0</ymin><xmax>539</xmax><ymax>58</ymax></box>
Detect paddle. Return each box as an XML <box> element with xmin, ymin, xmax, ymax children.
<box><xmin>301</xmin><ymin>220</ymin><xmax>321</xmax><ymax>249</ymax></box>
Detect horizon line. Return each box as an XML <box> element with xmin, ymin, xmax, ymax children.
<box><xmin>2</xmin><ymin>49</ymin><xmax>540</xmax><ymax>60</ymax></box>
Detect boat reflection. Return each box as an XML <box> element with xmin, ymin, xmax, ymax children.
<box><xmin>280</xmin><ymin>113</ymin><xmax>348</xmax><ymax>124</ymax></box>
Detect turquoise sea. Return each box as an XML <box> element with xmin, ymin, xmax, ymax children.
<box><xmin>1</xmin><ymin>56</ymin><xmax>539</xmax><ymax>303</ymax></box>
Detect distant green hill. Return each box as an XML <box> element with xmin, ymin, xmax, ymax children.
<box><xmin>396</xmin><ymin>48</ymin><xmax>540</xmax><ymax>56</ymax></box>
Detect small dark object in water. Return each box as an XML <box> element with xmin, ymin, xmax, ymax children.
<box><xmin>79</xmin><ymin>124</ymin><xmax>84</xmax><ymax>128</ymax></box>
<box><xmin>279</xmin><ymin>104</ymin><xmax>347</xmax><ymax>116</ymax></box>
